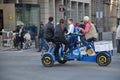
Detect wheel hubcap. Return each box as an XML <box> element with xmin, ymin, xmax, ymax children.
<box><xmin>98</xmin><ymin>56</ymin><xmax>107</xmax><ymax>64</ymax></box>
<box><xmin>44</xmin><ymin>56</ymin><xmax>51</xmax><ymax>65</ymax></box>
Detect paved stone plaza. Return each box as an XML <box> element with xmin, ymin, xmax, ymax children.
<box><xmin>0</xmin><ymin>47</ymin><xmax>120</xmax><ymax>80</ymax></box>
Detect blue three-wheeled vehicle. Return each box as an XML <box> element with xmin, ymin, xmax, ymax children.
<box><xmin>41</xmin><ymin>34</ymin><xmax>113</xmax><ymax>67</ymax></box>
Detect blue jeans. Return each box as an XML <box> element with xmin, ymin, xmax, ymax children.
<box><xmin>39</xmin><ymin>38</ymin><xmax>49</xmax><ymax>51</ymax></box>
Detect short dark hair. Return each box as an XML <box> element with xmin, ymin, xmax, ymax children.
<box><xmin>68</xmin><ymin>19</ymin><xmax>73</xmax><ymax>22</ymax></box>
<box><xmin>49</xmin><ymin>17</ymin><xmax>54</xmax><ymax>22</ymax></box>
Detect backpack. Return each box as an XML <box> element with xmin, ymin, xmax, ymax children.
<box><xmin>74</xmin><ymin>27</ymin><xmax>79</xmax><ymax>34</ymax></box>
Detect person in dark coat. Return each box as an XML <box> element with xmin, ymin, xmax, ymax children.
<box><xmin>37</xmin><ymin>22</ymin><xmax>49</xmax><ymax>52</ymax></box>
<box><xmin>44</xmin><ymin>17</ymin><xmax>54</xmax><ymax>42</ymax></box>
<box><xmin>15</xmin><ymin>23</ymin><xmax>25</xmax><ymax>49</ymax></box>
<box><xmin>54</xmin><ymin>19</ymin><xmax>68</xmax><ymax>56</ymax></box>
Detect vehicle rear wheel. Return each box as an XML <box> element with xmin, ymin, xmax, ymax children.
<box><xmin>96</xmin><ymin>53</ymin><xmax>111</xmax><ymax>66</ymax></box>
<box><xmin>41</xmin><ymin>54</ymin><xmax>54</xmax><ymax>67</ymax></box>
<box><xmin>55</xmin><ymin>50</ymin><xmax>67</xmax><ymax>64</ymax></box>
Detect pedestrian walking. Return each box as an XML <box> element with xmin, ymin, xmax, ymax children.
<box><xmin>37</xmin><ymin>22</ymin><xmax>49</xmax><ymax>52</ymax></box>
<box><xmin>44</xmin><ymin>17</ymin><xmax>54</xmax><ymax>43</ymax></box>
<box><xmin>116</xmin><ymin>25</ymin><xmax>120</xmax><ymax>53</ymax></box>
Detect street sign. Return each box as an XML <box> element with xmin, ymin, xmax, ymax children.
<box><xmin>96</xmin><ymin>11</ymin><xmax>103</xmax><ymax>19</ymax></box>
<box><xmin>59</xmin><ymin>5</ymin><xmax>65</xmax><ymax>12</ymax></box>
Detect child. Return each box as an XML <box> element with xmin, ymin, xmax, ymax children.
<box><xmin>23</xmin><ymin>31</ymin><xmax>32</xmax><ymax>49</ymax></box>
<box><xmin>24</xmin><ymin>31</ymin><xmax>31</xmax><ymax>41</ymax></box>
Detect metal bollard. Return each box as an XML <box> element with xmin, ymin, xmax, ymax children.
<box><xmin>35</xmin><ymin>36</ymin><xmax>39</xmax><ymax>49</ymax></box>
<box><xmin>0</xmin><ymin>36</ymin><xmax>2</xmax><ymax>48</ymax></box>
<box><xmin>98</xmin><ymin>32</ymin><xmax>102</xmax><ymax>41</ymax></box>
<box><xmin>112</xmin><ymin>32</ymin><xmax>117</xmax><ymax>48</ymax></box>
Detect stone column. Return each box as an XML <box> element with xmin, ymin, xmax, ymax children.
<box><xmin>38</xmin><ymin>0</ymin><xmax>49</xmax><ymax>24</ymax></box>
<box><xmin>82</xmin><ymin>3</ymin><xmax>85</xmax><ymax>17</ymax></box>
<box><xmin>89</xmin><ymin>2</ymin><xmax>91</xmax><ymax>18</ymax></box>
<box><xmin>53</xmin><ymin>0</ymin><xmax>55</xmax><ymax>25</ymax></box>
<box><xmin>61</xmin><ymin>0</ymin><xmax>64</xmax><ymax>18</ymax></box>
<box><xmin>44</xmin><ymin>0</ymin><xmax>50</xmax><ymax>24</ymax></box>
<box><xmin>109</xmin><ymin>0</ymin><xmax>117</xmax><ymax>32</ymax></box>
<box><xmin>76</xmin><ymin>2</ymin><xmax>79</xmax><ymax>22</ymax></box>
<box><xmin>0</xmin><ymin>0</ymin><xmax>3</xmax><ymax>3</ymax></box>
<box><xmin>55</xmin><ymin>0</ymin><xmax>63</xmax><ymax>23</ymax></box>
<box><xmin>69</xmin><ymin>0</ymin><xmax>72</xmax><ymax>18</ymax></box>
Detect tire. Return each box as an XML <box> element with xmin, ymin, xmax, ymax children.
<box><xmin>55</xmin><ymin>49</ymin><xmax>67</xmax><ymax>64</ymax></box>
<box><xmin>58</xmin><ymin>60</ymin><xmax>67</xmax><ymax>64</ymax></box>
<box><xmin>41</xmin><ymin>54</ymin><xmax>54</xmax><ymax>67</ymax></box>
<box><xmin>96</xmin><ymin>53</ymin><xmax>111</xmax><ymax>66</ymax></box>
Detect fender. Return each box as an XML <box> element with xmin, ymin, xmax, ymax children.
<box><xmin>96</xmin><ymin>51</ymin><xmax>111</xmax><ymax>57</ymax></box>
<box><xmin>41</xmin><ymin>52</ymin><xmax>56</xmax><ymax>62</ymax></box>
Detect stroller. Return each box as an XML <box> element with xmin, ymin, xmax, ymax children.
<box><xmin>23</xmin><ymin>31</ymin><xmax>32</xmax><ymax>49</ymax></box>
<box><xmin>23</xmin><ymin>39</ymin><xmax>32</xmax><ymax>49</ymax></box>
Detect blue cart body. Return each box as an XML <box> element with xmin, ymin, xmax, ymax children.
<box><xmin>41</xmin><ymin>34</ymin><xmax>113</xmax><ymax>67</ymax></box>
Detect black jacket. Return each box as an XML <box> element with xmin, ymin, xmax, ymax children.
<box><xmin>14</xmin><ymin>27</ymin><xmax>25</xmax><ymax>38</ymax></box>
<box><xmin>54</xmin><ymin>24</ymin><xmax>67</xmax><ymax>39</ymax></box>
<box><xmin>79</xmin><ymin>24</ymin><xmax>85</xmax><ymax>29</ymax></box>
<box><xmin>44</xmin><ymin>22</ymin><xmax>54</xmax><ymax>39</ymax></box>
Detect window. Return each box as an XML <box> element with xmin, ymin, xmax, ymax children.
<box><xmin>15</xmin><ymin>4</ymin><xmax>40</xmax><ymax>40</ymax></box>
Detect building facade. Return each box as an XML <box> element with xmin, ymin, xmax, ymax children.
<box><xmin>117</xmin><ymin>0</ymin><xmax>120</xmax><ymax>25</ymax></box>
<box><xmin>0</xmin><ymin>0</ymin><xmax>91</xmax><ymax>32</ymax></box>
<box><xmin>0</xmin><ymin>0</ymin><xmax>119</xmax><ymax>33</ymax></box>
<box><xmin>21</xmin><ymin>0</ymin><xmax>91</xmax><ymax>24</ymax></box>
<box><xmin>91</xmin><ymin>0</ymin><xmax>118</xmax><ymax>32</ymax></box>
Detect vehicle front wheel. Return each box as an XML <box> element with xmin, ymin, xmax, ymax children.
<box><xmin>96</xmin><ymin>53</ymin><xmax>111</xmax><ymax>66</ymax></box>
